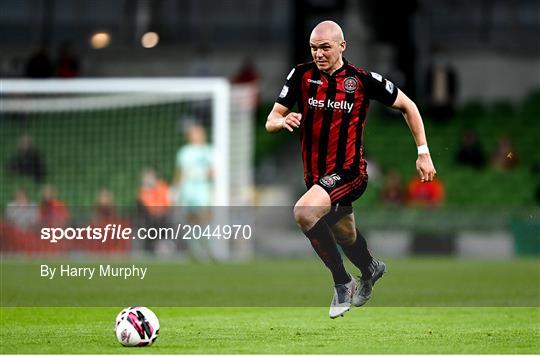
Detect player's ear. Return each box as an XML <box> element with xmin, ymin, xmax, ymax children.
<box><xmin>340</xmin><ymin>41</ymin><xmax>346</xmax><ymax>53</ymax></box>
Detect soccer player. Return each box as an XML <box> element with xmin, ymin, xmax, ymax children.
<box><xmin>173</xmin><ymin>123</ymin><xmax>214</xmax><ymax>260</ymax></box>
<box><xmin>266</xmin><ymin>21</ymin><xmax>436</xmax><ymax>318</ymax></box>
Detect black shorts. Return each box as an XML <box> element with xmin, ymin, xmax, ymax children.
<box><xmin>306</xmin><ymin>170</ymin><xmax>368</xmax><ymax>206</ymax></box>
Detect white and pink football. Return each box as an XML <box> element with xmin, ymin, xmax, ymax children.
<box><xmin>114</xmin><ymin>306</ymin><xmax>160</xmax><ymax>347</ymax></box>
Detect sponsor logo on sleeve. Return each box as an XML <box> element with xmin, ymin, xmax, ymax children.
<box><xmin>279</xmin><ymin>85</ymin><xmax>289</xmax><ymax>98</ymax></box>
<box><xmin>344</xmin><ymin>77</ymin><xmax>358</xmax><ymax>93</ymax></box>
<box><xmin>370</xmin><ymin>72</ymin><xmax>383</xmax><ymax>82</ymax></box>
<box><xmin>385</xmin><ymin>79</ymin><xmax>395</xmax><ymax>94</ymax></box>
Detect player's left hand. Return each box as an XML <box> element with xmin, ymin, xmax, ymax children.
<box><xmin>416</xmin><ymin>154</ymin><xmax>436</xmax><ymax>182</ymax></box>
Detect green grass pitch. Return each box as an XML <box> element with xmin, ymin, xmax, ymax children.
<box><xmin>1</xmin><ymin>258</ymin><xmax>539</xmax><ymax>354</ymax></box>
<box><xmin>1</xmin><ymin>307</ymin><xmax>539</xmax><ymax>354</ymax></box>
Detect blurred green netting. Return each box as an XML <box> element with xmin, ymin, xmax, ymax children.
<box><xmin>1</xmin><ymin>102</ymin><xmax>191</xmax><ymax>207</ymax></box>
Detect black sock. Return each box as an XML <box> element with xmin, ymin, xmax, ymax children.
<box><xmin>339</xmin><ymin>228</ymin><xmax>374</xmax><ymax>279</ymax></box>
<box><xmin>304</xmin><ymin>219</ymin><xmax>350</xmax><ymax>285</ymax></box>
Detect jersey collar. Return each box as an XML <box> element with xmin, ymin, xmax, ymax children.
<box><xmin>319</xmin><ymin>57</ymin><xmax>348</xmax><ymax>77</ymax></box>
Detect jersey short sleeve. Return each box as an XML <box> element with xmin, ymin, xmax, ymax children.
<box><xmin>275</xmin><ymin>66</ymin><xmax>301</xmax><ymax>109</ymax></box>
<box><xmin>361</xmin><ymin>71</ymin><xmax>399</xmax><ymax>106</ymax></box>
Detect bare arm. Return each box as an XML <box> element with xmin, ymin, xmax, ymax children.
<box><xmin>392</xmin><ymin>89</ymin><xmax>437</xmax><ymax>182</ymax></box>
<box><xmin>266</xmin><ymin>103</ymin><xmax>302</xmax><ymax>133</ymax></box>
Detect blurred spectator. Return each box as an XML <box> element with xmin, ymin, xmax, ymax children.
<box><xmin>232</xmin><ymin>58</ymin><xmax>259</xmax><ymax>84</ymax></box>
<box><xmin>25</xmin><ymin>47</ymin><xmax>54</xmax><ymax>78</ymax></box>
<box><xmin>380</xmin><ymin>170</ymin><xmax>406</xmax><ymax>207</ymax></box>
<box><xmin>138</xmin><ymin>168</ymin><xmax>170</xmax><ymax>253</ymax></box>
<box><xmin>425</xmin><ymin>51</ymin><xmax>458</xmax><ymax>122</ymax></box>
<box><xmin>39</xmin><ymin>184</ymin><xmax>70</xmax><ymax>227</ymax></box>
<box><xmin>55</xmin><ymin>42</ymin><xmax>80</xmax><ymax>78</ymax></box>
<box><xmin>90</xmin><ymin>188</ymin><xmax>130</xmax><ymax>253</ymax></box>
<box><xmin>7</xmin><ymin>134</ymin><xmax>47</xmax><ymax>183</ymax></box>
<box><xmin>491</xmin><ymin>135</ymin><xmax>520</xmax><ymax>171</ymax></box>
<box><xmin>93</xmin><ymin>188</ymin><xmax>119</xmax><ymax>223</ymax></box>
<box><xmin>232</xmin><ymin>57</ymin><xmax>261</xmax><ymax>112</ymax></box>
<box><xmin>407</xmin><ymin>177</ymin><xmax>446</xmax><ymax>208</ymax></box>
<box><xmin>5</xmin><ymin>188</ymin><xmax>38</xmax><ymax>232</ymax></box>
<box><xmin>455</xmin><ymin>129</ymin><xmax>486</xmax><ymax>169</ymax></box>
<box><xmin>173</xmin><ymin>124</ymin><xmax>213</xmax><ymax>259</ymax></box>
<box><xmin>138</xmin><ymin>168</ymin><xmax>170</xmax><ymax>216</ymax></box>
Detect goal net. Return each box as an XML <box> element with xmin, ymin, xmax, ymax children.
<box><xmin>0</xmin><ymin>78</ymin><xmax>257</xmax><ymax>258</ymax></box>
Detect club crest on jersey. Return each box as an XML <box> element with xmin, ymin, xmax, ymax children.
<box><xmin>319</xmin><ymin>174</ymin><xmax>341</xmax><ymax>188</ymax></box>
<box><xmin>344</xmin><ymin>77</ymin><xmax>358</xmax><ymax>93</ymax></box>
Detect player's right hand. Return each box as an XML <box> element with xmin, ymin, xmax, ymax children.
<box><xmin>282</xmin><ymin>112</ymin><xmax>302</xmax><ymax>132</ymax></box>
<box><xmin>416</xmin><ymin>154</ymin><xmax>437</xmax><ymax>182</ymax></box>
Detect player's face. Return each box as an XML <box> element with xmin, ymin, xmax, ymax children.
<box><xmin>187</xmin><ymin>126</ymin><xmax>206</xmax><ymax>144</ymax></box>
<box><xmin>310</xmin><ymin>37</ymin><xmax>345</xmax><ymax>74</ymax></box>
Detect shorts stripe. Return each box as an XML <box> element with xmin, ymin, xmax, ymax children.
<box><xmin>329</xmin><ymin>174</ymin><xmax>364</xmax><ymax>198</ymax></box>
<box><xmin>331</xmin><ymin>181</ymin><xmax>364</xmax><ymax>203</ymax></box>
<box><xmin>329</xmin><ymin>175</ymin><xmax>366</xmax><ymax>202</ymax></box>
<box><xmin>331</xmin><ymin>181</ymin><xmax>363</xmax><ymax>203</ymax></box>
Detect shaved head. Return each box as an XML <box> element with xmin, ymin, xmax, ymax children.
<box><xmin>309</xmin><ymin>21</ymin><xmax>346</xmax><ymax>74</ymax></box>
<box><xmin>310</xmin><ymin>20</ymin><xmax>344</xmax><ymax>43</ymax></box>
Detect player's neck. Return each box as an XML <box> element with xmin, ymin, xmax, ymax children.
<box><xmin>324</xmin><ymin>58</ymin><xmax>344</xmax><ymax>76</ymax></box>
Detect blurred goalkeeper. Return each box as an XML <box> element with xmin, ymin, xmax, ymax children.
<box><xmin>173</xmin><ymin>123</ymin><xmax>213</xmax><ymax>260</ymax></box>
<box><xmin>266</xmin><ymin>21</ymin><xmax>436</xmax><ymax>318</ymax></box>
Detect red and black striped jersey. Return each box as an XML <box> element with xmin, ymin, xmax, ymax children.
<box><xmin>276</xmin><ymin>59</ymin><xmax>398</xmax><ymax>185</ymax></box>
